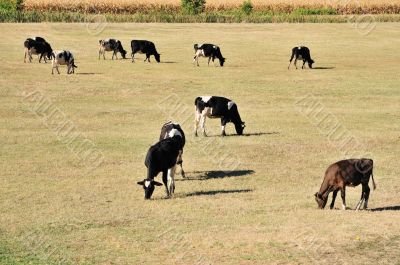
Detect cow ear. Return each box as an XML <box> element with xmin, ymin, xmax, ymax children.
<box><xmin>137</xmin><ymin>181</ymin><xmax>145</xmax><ymax>185</ymax></box>
<box><xmin>153</xmin><ymin>181</ymin><xmax>163</xmax><ymax>186</ymax></box>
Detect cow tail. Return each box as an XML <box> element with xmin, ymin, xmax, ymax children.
<box><xmin>371</xmin><ymin>170</ymin><xmax>376</xmax><ymax>190</ymax></box>
<box><xmin>289</xmin><ymin>50</ymin><xmax>294</xmax><ymax>62</ymax></box>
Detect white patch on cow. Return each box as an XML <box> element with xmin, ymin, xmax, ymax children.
<box><xmin>342</xmin><ymin>204</ymin><xmax>346</xmax><ymax>210</ymax></box>
<box><xmin>221</xmin><ymin>125</ymin><xmax>225</xmax><ymax>132</ymax></box>
<box><xmin>168</xmin><ymin>128</ymin><xmax>182</xmax><ymax>138</ymax></box>
<box><xmin>298</xmin><ymin>46</ymin><xmax>301</xmax><ymax>50</ymax></box>
<box><xmin>227</xmin><ymin>101</ymin><xmax>235</xmax><ymax>110</ymax></box>
<box><xmin>144</xmin><ymin>180</ymin><xmax>151</xmax><ymax>188</ymax></box>
<box><xmin>213</xmin><ymin>45</ymin><xmax>217</xmax><ymax>49</ymax></box>
<box><xmin>201</xmin><ymin>96</ymin><xmax>211</xmax><ymax>103</ymax></box>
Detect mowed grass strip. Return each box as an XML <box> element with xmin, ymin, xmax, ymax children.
<box><xmin>0</xmin><ymin>23</ymin><xmax>399</xmax><ymax>264</ymax></box>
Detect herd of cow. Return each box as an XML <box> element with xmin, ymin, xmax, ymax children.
<box><xmin>23</xmin><ymin>36</ymin><xmax>377</xmax><ymax>210</ymax></box>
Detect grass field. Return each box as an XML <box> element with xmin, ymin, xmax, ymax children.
<box><xmin>1</xmin><ymin>23</ymin><xmax>400</xmax><ymax>264</ymax></box>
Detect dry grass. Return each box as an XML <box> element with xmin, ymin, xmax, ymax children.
<box><xmin>0</xmin><ymin>23</ymin><xmax>400</xmax><ymax>264</ymax></box>
<box><xmin>21</xmin><ymin>0</ymin><xmax>400</xmax><ymax>14</ymax></box>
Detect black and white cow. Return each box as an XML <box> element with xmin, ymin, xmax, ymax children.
<box><xmin>159</xmin><ymin>121</ymin><xmax>186</xmax><ymax>178</ymax></box>
<box><xmin>98</xmin><ymin>39</ymin><xmax>127</xmax><ymax>60</ymax></box>
<box><xmin>193</xmin><ymin>43</ymin><xmax>225</xmax><ymax>67</ymax></box>
<box><xmin>288</xmin><ymin>46</ymin><xmax>314</xmax><ymax>69</ymax></box>
<box><xmin>51</xmin><ymin>50</ymin><xmax>77</xmax><ymax>74</ymax></box>
<box><xmin>194</xmin><ymin>96</ymin><xmax>245</xmax><ymax>137</ymax></box>
<box><xmin>131</xmin><ymin>40</ymin><xmax>160</xmax><ymax>63</ymax></box>
<box><xmin>137</xmin><ymin>128</ymin><xmax>184</xmax><ymax>199</ymax></box>
<box><xmin>24</xmin><ymin>37</ymin><xmax>53</xmax><ymax>63</ymax></box>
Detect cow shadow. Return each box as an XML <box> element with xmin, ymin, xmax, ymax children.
<box><xmin>184</xmin><ymin>189</ymin><xmax>253</xmax><ymax>197</ymax></box>
<box><xmin>208</xmin><ymin>132</ymin><xmax>279</xmax><ymax>137</ymax></box>
<box><xmin>178</xmin><ymin>169</ymin><xmax>255</xmax><ymax>181</ymax></box>
<box><xmin>368</xmin><ymin>205</ymin><xmax>400</xmax><ymax>212</ymax></box>
<box><xmin>76</xmin><ymin>73</ymin><xmax>102</xmax><ymax>75</ymax></box>
<box><xmin>312</xmin><ymin>66</ymin><xmax>335</xmax><ymax>70</ymax></box>
<box><xmin>161</xmin><ymin>61</ymin><xmax>178</xmax><ymax>64</ymax></box>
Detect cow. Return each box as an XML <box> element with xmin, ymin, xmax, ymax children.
<box><xmin>98</xmin><ymin>39</ymin><xmax>127</xmax><ymax>60</ymax></box>
<box><xmin>193</xmin><ymin>43</ymin><xmax>225</xmax><ymax>67</ymax></box>
<box><xmin>137</xmin><ymin>129</ymin><xmax>184</xmax><ymax>199</ymax></box>
<box><xmin>194</xmin><ymin>96</ymin><xmax>245</xmax><ymax>137</ymax></box>
<box><xmin>160</xmin><ymin>121</ymin><xmax>186</xmax><ymax>178</ymax></box>
<box><xmin>24</xmin><ymin>37</ymin><xmax>53</xmax><ymax>63</ymax></box>
<box><xmin>51</xmin><ymin>50</ymin><xmax>77</xmax><ymax>74</ymax></box>
<box><xmin>131</xmin><ymin>40</ymin><xmax>160</xmax><ymax>63</ymax></box>
<box><xmin>288</xmin><ymin>46</ymin><xmax>314</xmax><ymax>69</ymax></box>
<box><xmin>314</xmin><ymin>158</ymin><xmax>376</xmax><ymax>211</ymax></box>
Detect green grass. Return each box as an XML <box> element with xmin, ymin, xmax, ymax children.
<box><xmin>0</xmin><ymin>23</ymin><xmax>400</xmax><ymax>264</ymax></box>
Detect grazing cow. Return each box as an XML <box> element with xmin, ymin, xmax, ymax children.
<box><xmin>288</xmin><ymin>46</ymin><xmax>314</xmax><ymax>69</ymax></box>
<box><xmin>193</xmin><ymin>43</ymin><xmax>225</xmax><ymax>67</ymax></box>
<box><xmin>194</xmin><ymin>96</ymin><xmax>245</xmax><ymax>137</ymax></box>
<box><xmin>98</xmin><ymin>39</ymin><xmax>127</xmax><ymax>60</ymax></box>
<box><xmin>131</xmin><ymin>40</ymin><xmax>160</xmax><ymax>63</ymax></box>
<box><xmin>315</xmin><ymin>158</ymin><xmax>376</xmax><ymax>210</ymax></box>
<box><xmin>51</xmin><ymin>50</ymin><xmax>77</xmax><ymax>74</ymax></box>
<box><xmin>137</xmin><ymin>129</ymin><xmax>184</xmax><ymax>199</ymax></box>
<box><xmin>159</xmin><ymin>121</ymin><xmax>186</xmax><ymax>178</ymax></box>
<box><xmin>24</xmin><ymin>37</ymin><xmax>53</xmax><ymax>63</ymax></box>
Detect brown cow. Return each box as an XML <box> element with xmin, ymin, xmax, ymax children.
<box><xmin>314</xmin><ymin>158</ymin><xmax>376</xmax><ymax>210</ymax></box>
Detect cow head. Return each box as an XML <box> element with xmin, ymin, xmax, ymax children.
<box><xmin>314</xmin><ymin>192</ymin><xmax>327</xmax><ymax>209</ymax></box>
<box><xmin>121</xmin><ymin>49</ymin><xmax>127</xmax><ymax>59</ymax></box>
<box><xmin>235</xmin><ymin>122</ymin><xmax>245</xmax><ymax>135</ymax></box>
<box><xmin>155</xmin><ymin>53</ymin><xmax>161</xmax><ymax>63</ymax></box>
<box><xmin>219</xmin><ymin>57</ymin><xmax>225</xmax><ymax>67</ymax></box>
<box><xmin>308</xmin><ymin>59</ymin><xmax>314</xmax><ymax>68</ymax></box>
<box><xmin>137</xmin><ymin>179</ymin><xmax>163</xmax><ymax>199</ymax></box>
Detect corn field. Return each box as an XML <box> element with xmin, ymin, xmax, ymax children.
<box><xmin>22</xmin><ymin>0</ymin><xmax>400</xmax><ymax>14</ymax></box>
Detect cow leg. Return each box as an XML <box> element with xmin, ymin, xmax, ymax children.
<box><xmin>161</xmin><ymin>170</ymin><xmax>169</xmax><ymax>196</ymax></box>
<box><xmin>294</xmin><ymin>58</ymin><xmax>298</xmax><ymax>69</ymax></box>
<box><xmin>363</xmin><ymin>185</ymin><xmax>370</xmax><ymax>209</ymax></box>
<box><xmin>179</xmin><ymin>163</ymin><xmax>185</xmax><ymax>178</ymax></box>
<box><xmin>194</xmin><ymin>110</ymin><xmax>201</xmax><ymax>137</ymax></box>
<box><xmin>340</xmin><ymin>187</ymin><xmax>346</xmax><ymax>210</ymax></box>
<box><xmin>56</xmin><ymin>65</ymin><xmax>60</xmax><ymax>74</ymax></box>
<box><xmin>98</xmin><ymin>49</ymin><xmax>101</xmax><ymax>60</ymax></box>
<box><xmin>355</xmin><ymin>184</ymin><xmax>366</xmax><ymax>211</ymax></box>
<box><xmin>38</xmin><ymin>54</ymin><xmax>42</xmax><ymax>63</ymax></box>
<box><xmin>302</xmin><ymin>60</ymin><xmax>306</xmax><ymax>69</ymax></box>
<box><xmin>200</xmin><ymin>114</ymin><xmax>207</xmax><ymax>136</ymax></box>
<box><xmin>221</xmin><ymin>118</ymin><xmax>227</xmax><ymax>136</ymax></box>
<box><xmin>167</xmin><ymin>166</ymin><xmax>176</xmax><ymax>197</ymax></box>
<box><xmin>112</xmin><ymin>51</ymin><xmax>115</xmax><ymax>60</ymax></box>
<box><xmin>131</xmin><ymin>52</ymin><xmax>135</xmax><ymax>63</ymax></box>
<box><xmin>207</xmin><ymin>57</ymin><xmax>211</xmax><ymax>66</ymax></box>
<box><xmin>177</xmin><ymin>150</ymin><xmax>185</xmax><ymax>178</ymax></box>
<box><xmin>330</xmin><ymin>189</ymin><xmax>338</xmax><ymax>209</ymax></box>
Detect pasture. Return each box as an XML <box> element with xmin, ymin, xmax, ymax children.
<box><xmin>0</xmin><ymin>23</ymin><xmax>400</xmax><ymax>264</ymax></box>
